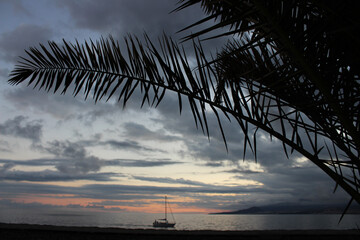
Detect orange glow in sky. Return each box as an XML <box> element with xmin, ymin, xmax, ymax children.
<box><xmin>3</xmin><ymin>194</ymin><xmax>223</xmax><ymax>214</ymax></box>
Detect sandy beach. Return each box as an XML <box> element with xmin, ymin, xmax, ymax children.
<box><xmin>1</xmin><ymin>223</ymin><xmax>359</xmax><ymax>240</ymax></box>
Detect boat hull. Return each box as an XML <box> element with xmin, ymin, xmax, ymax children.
<box><xmin>153</xmin><ymin>220</ymin><xmax>175</xmax><ymax>228</ymax></box>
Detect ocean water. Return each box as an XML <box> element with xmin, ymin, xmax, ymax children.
<box><xmin>0</xmin><ymin>208</ymin><xmax>359</xmax><ymax>231</ymax></box>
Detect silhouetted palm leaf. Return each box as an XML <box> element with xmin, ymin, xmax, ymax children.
<box><xmin>175</xmin><ymin>0</ymin><xmax>360</xmax><ymax>207</ymax></box>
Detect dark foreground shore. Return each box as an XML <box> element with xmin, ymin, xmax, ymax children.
<box><xmin>1</xmin><ymin>223</ymin><xmax>359</xmax><ymax>240</ymax></box>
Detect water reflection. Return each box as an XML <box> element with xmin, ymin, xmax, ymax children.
<box><xmin>0</xmin><ymin>208</ymin><xmax>358</xmax><ymax>230</ymax></box>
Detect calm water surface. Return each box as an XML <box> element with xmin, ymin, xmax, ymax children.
<box><xmin>0</xmin><ymin>208</ymin><xmax>359</xmax><ymax>230</ymax></box>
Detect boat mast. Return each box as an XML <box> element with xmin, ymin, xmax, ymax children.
<box><xmin>165</xmin><ymin>196</ymin><xmax>167</xmax><ymax>220</ymax></box>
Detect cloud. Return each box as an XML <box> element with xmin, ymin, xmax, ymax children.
<box><xmin>54</xmin><ymin>0</ymin><xmax>226</xmax><ymax>57</ymax></box>
<box><xmin>55</xmin><ymin>0</ymin><xmax>205</xmax><ymax>38</ymax></box>
<box><xmin>78</xmin><ymin>138</ymin><xmax>165</xmax><ymax>153</ymax></box>
<box><xmin>0</xmin><ymin>140</ymin><xmax>11</xmax><ymax>152</ymax></box>
<box><xmin>0</xmin><ymin>162</ymin><xmax>15</xmax><ymax>173</ymax></box>
<box><xmin>0</xmin><ymin>199</ymin><xmax>60</xmax><ymax>209</ymax></box>
<box><xmin>0</xmin><ymin>24</ymin><xmax>53</xmax><ymax>63</ymax></box>
<box><xmin>4</xmin><ymin>84</ymin><xmax>119</xmax><ymax>123</ymax></box>
<box><xmin>132</xmin><ymin>176</ymin><xmax>211</xmax><ymax>187</ymax></box>
<box><xmin>0</xmin><ymin>181</ymin><xmax>268</xmax><ymax>200</ymax></box>
<box><xmin>37</xmin><ymin>140</ymin><xmax>102</xmax><ymax>174</ymax></box>
<box><xmin>0</xmin><ymin>199</ymin><xmax>125</xmax><ymax>212</ymax></box>
<box><xmin>0</xmin><ymin>169</ymin><xmax>118</xmax><ymax>182</ymax></box>
<box><xmin>0</xmin><ymin>158</ymin><xmax>65</xmax><ymax>167</ymax></box>
<box><xmin>0</xmin><ymin>0</ymin><xmax>32</xmax><ymax>16</ymax></box>
<box><xmin>55</xmin><ymin>156</ymin><xmax>102</xmax><ymax>175</ymax></box>
<box><xmin>0</xmin><ymin>173</ymin><xmax>349</xmax><ymax>211</ymax></box>
<box><xmin>0</xmin><ymin>181</ymin><xmax>74</xmax><ymax>197</ymax></box>
<box><xmin>85</xmin><ymin>204</ymin><xmax>127</xmax><ymax>211</ymax></box>
<box><xmin>0</xmin><ymin>157</ymin><xmax>183</xmax><ymax>170</ymax></box>
<box><xmin>225</xmin><ymin>162</ymin><xmax>265</xmax><ymax>175</ymax></box>
<box><xmin>83</xmin><ymin>137</ymin><xmax>167</xmax><ymax>153</ymax></box>
<box><xmin>122</xmin><ymin>122</ymin><xmax>181</xmax><ymax>142</ymax></box>
<box><xmin>0</xmin><ymin>148</ymin><xmax>118</xmax><ymax>181</ymax></box>
<box><xmin>104</xmin><ymin>158</ymin><xmax>183</xmax><ymax>167</ymax></box>
<box><xmin>43</xmin><ymin>140</ymin><xmax>86</xmax><ymax>158</ymax></box>
<box><xmin>225</xmin><ymin>168</ymin><xmax>262</xmax><ymax>175</ymax></box>
<box><xmin>101</xmin><ymin>139</ymin><xmax>155</xmax><ymax>152</ymax></box>
<box><xmin>76</xmin><ymin>183</ymin><xmax>275</xmax><ymax>201</ymax></box>
<box><xmin>39</xmin><ymin>138</ymin><xmax>172</xmax><ymax>172</ymax></box>
<box><xmin>0</xmin><ymin>67</ymin><xmax>9</xmax><ymax>79</ymax></box>
<box><xmin>0</xmin><ymin>115</ymin><xmax>43</xmax><ymax>142</ymax></box>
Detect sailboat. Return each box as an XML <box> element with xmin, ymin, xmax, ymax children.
<box><xmin>153</xmin><ymin>196</ymin><xmax>176</xmax><ymax>228</ymax></box>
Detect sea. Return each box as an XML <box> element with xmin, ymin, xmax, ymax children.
<box><xmin>0</xmin><ymin>208</ymin><xmax>359</xmax><ymax>231</ymax></box>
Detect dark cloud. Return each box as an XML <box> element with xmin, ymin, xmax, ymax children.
<box><xmin>122</xmin><ymin>122</ymin><xmax>181</xmax><ymax>142</ymax></box>
<box><xmin>44</xmin><ymin>140</ymin><xmax>86</xmax><ymax>158</ymax></box>
<box><xmin>0</xmin><ymin>67</ymin><xmax>9</xmax><ymax>79</ymax></box>
<box><xmin>0</xmin><ymin>157</ymin><xmax>183</xmax><ymax>171</ymax></box>
<box><xmin>35</xmin><ymin>140</ymin><xmax>102</xmax><ymax>175</ymax></box>
<box><xmin>0</xmin><ymin>199</ymin><xmax>60</xmax><ymax>209</ymax></box>
<box><xmin>0</xmin><ymin>140</ymin><xmax>11</xmax><ymax>152</ymax></box>
<box><xmin>153</xmin><ymin>93</ymin><xmax>200</xmax><ymax>135</ymax></box>
<box><xmin>223</xmin><ymin>157</ymin><xmax>351</xmax><ymax>207</ymax></box>
<box><xmin>42</xmin><ymin>140</ymin><xmax>116</xmax><ymax>174</ymax></box>
<box><xmin>0</xmin><ymin>169</ymin><xmax>118</xmax><ymax>182</ymax></box>
<box><xmin>105</xmin><ymin>158</ymin><xmax>183</xmax><ymax>167</ymax></box>
<box><xmin>78</xmin><ymin>183</ymin><xmax>278</xmax><ymax>200</ymax></box>
<box><xmin>4</xmin><ymin>85</ymin><xmax>119</xmax><ymax>123</ymax></box>
<box><xmin>203</xmin><ymin>161</ymin><xmax>224</xmax><ymax>167</ymax></box>
<box><xmin>0</xmin><ymin>162</ymin><xmax>15</xmax><ymax>173</ymax></box>
<box><xmin>69</xmin><ymin>138</ymin><xmax>165</xmax><ymax>153</ymax></box>
<box><xmin>75</xmin><ymin>106</ymin><xmax>119</xmax><ymax>126</ymax></box>
<box><xmin>102</xmin><ymin>139</ymin><xmax>155</xmax><ymax>152</ymax></box>
<box><xmin>92</xmin><ymin>196</ymin><xmax>160</xmax><ymax>204</ymax></box>
<box><xmin>55</xmin><ymin>156</ymin><xmax>102</xmax><ymax>175</ymax></box>
<box><xmin>0</xmin><ymin>0</ymin><xmax>31</xmax><ymax>16</ymax></box>
<box><xmin>55</xmin><ymin>0</ymin><xmax>204</xmax><ymax>38</ymax></box>
<box><xmin>33</xmin><ymin>136</ymin><xmax>166</xmax><ymax>170</ymax></box>
<box><xmin>132</xmin><ymin>176</ymin><xmax>210</xmax><ymax>186</ymax></box>
<box><xmin>0</xmin><ymin>175</ymin><xmax>349</xmax><ymax>211</ymax></box>
<box><xmin>69</xmin><ymin>203</ymin><xmax>125</xmax><ymax>211</ymax></box>
<box><xmin>0</xmin><ymin>199</ymin><xmax>125</xmax><ymax>212</ymax></box>
<box><xmin>0</xmin><ymin>181</ymin><xmax>74</xmax><ymax>197</ymax></box>
<box><xmin>225</xmin><ymin>168</ymin><xmax>262</xmax><ymax>175</ymax></box>
<box><xmin>0</xmin><ymin>115</ymin><xmax>42</xmax><ymax>142</ymax></box>
<box><xmin>54</xmin><ymin>0</ymin><xmax>227</xmax><ymax>58</ymax></box>
<box><xmin>39</xmin><ymin>138</ymin><xmax>171</xmax><ymax>172</ymax></box>
<box><xmin>0</xmin><ymin>142</ymin><xmax>123</xmax><ymax>182</ymax></box>
<box><xmin>0</xmin><ymin>24</ymin><xmax>53</xmax><ymax>63</ymax></box>
<box><xmin>0</xmin><ymin>147</ymin><xmax>116</xmax><ymax>180</ymax></box>
<box><xmin>0</xmin><ymin>158</ymin><xmax>66</xmax><ymax>167</ymax></box>
<box><xmin>5</xmin><ymin>86</ymin><xmax>77</xmax><ymax>119</ymax></box>
<box><xmin>0</xmin><ymin>181</ymin><xmax>273</xmax><ymax>200</ymax></box>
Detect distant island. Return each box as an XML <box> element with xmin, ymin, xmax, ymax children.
<box><xmin>211</xmin><ymin>203</ymin><xmax>360</xmax><ymax>215</ymax></box>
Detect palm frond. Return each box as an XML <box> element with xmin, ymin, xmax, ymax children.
<box><xmin>176</xmin><ymin>0</ymin><xmax>360</xmax><ymax>205</ymax></box>
<box><xmin>9</xmin><ymin>34</ymin><xmax>230</xmax><ymax>147</ymax></box>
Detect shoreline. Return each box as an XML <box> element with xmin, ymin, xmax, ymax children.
<box><xmin>1</xmin><ymin>223</ymin><xmax>359</xmax><ymax>240</ymax></box>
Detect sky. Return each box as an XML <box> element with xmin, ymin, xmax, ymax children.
<box><xmin>0</xmin><ymin>0</ymin><xmax>352</xmax><ymax>215</ymax></box>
